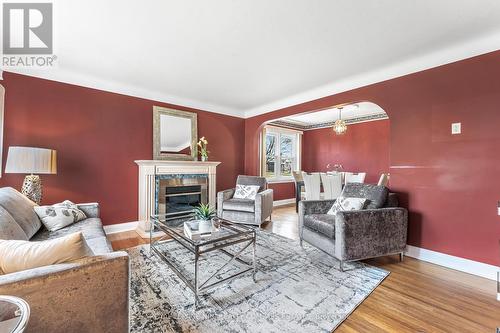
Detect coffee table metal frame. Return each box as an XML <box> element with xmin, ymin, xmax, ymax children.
<box><xmin>149</xmin><ymin>215</ymin><xmax>257</xmax><ymax>308</ymax></box>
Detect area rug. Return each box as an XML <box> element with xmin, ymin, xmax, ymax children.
<box><xmin>128</xmin><ymin>230</ymin><xmax>388</xmax><ymax>333</ymax></box>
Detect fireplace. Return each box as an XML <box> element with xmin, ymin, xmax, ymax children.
<box><xmin>155</xmin><ymin>174</ymin><xmax>208</xmax><ymax>221</ymax></box>
<box><xmin>135</xmin><ymin>160</ymin><xmax>220</xmax><ymax>238</ymax></box>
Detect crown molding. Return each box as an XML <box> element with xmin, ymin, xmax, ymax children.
<box><xmin>270</xmin><ymin>113</ymin><xmax>388</xmax><ymax>131</ymax></box>
<box><xmin>4</xmin><ymin>68</ymin><xmax>244</xmax><ymax>118</ymax></box>
<box><xmin>243</xmin><ymin>30</ymin><xmax>500</xmax><ymax>118</ymax></box>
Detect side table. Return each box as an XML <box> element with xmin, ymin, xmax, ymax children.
<box><xmin>0</xmin><ymin>295</ymin><xmax>30</xmax><ymax>333</ymax></box>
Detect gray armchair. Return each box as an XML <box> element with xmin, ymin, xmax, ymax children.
<box><xmin>298</xmin><ymin>183</ymin><xmax>408</xmax><ymax>271</ymax></box>
<box><xmin>217</xmin><ymin>175</ymin><xmax>273</xmax><ymax>227</ymax></box>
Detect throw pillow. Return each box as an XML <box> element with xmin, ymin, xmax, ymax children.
<box><xmin>327</xmin><ymin>197</ymin><xmax>367</xmax><ymax>216</ymax></box>
<box><xmin>233</xmin><ymin>184</ymin><xmax>261</xmax><ymax>200</ymax></box>
<box><xmin>0</xmin><ymin>232</ymin><xmax>93</xmax><ymax>274</ymax></box>
<box><xmin>0</xmin><ymin>206</ymin><xmax>28</xmax><ymax>240</ymax></box>
<box><xmin>34</xmin><ymin>200</ymin><xmax>87</xmax><ymax>232</ymax></box>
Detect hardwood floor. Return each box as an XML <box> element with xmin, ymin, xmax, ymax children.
<box><xmin>109</xmin><ymin>205</ymin><xmax>500</xmax><ymax>332</ymax></box>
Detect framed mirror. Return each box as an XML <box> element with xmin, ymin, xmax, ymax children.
<box><xmin>153</xmin><ymin>106</ymin><xmax>198</xmax><ymax>160</ymax></box>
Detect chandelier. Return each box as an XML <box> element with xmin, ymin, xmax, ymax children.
<box><xmin>333</xmin><ymin>107</ymin><xmax>347</xmax><ymax>135</ymax></box>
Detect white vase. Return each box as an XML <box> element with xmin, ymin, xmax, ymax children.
<box><xmin>201</xmin><ymin>155</ymin><xmax>208</xmax><ymax>162</ymax></box>
<box><xmin>198</xmin><ymin>220</ymin><xmax>212</xmax><ymax>233</ymax></box>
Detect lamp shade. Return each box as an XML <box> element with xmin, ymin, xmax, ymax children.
<box><xmin>5</xmin><ymin>147</ymin><xmax>57</xmax><ymax>174</ymax></box>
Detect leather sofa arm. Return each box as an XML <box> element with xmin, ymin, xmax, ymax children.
<box><xmin>0</xmin><ymin>251</ymin><xmax>129</xmax><ymax>333</ymax></box>
<box><xmin>334</xmin><ymin>208</ymin><xmax>408</xmax><ymax>261</ymax></box>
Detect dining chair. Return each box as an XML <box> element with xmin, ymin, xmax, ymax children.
<box><xmin>292</xmin><ymin>171</ymin><xmax>306</xmax><ymax>212</ymax></box>
<box><xmin>328</xmin><ymin>171</ymin><xmax>347</xmax><ymax>184</ymax></box>
<box><xmin>343</xmin><ymin>172</ymin><xmax>352</xmax><ymax>184</ymax></box>
<box><xmin>320</xmin><ymin>173</ymin><xmax>342</xmax><ymax>200</ymax></box>
<box><xmin>377</xmin><ymin>173</ymin><xmax>389</xmax><ymax>186</ymax></box>
<box><xmin>345</xmin><ymin>172</ymin><xmax>366</xmax><ymax>183</ymax></box>
<box><xmin>301</xmin><ymin>172</ymin><xmax>321</xmax><ymax>200</ymax></box>
<box><xmin>292</xmin><ymin>171</ymin><xmax>305</xmax><ymax>198</ymax></box>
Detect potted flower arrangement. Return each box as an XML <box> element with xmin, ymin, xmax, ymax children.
<box><xmin>193</xmin><ymin>203</ymin><xmax>215</xmax><ymax>233</ymax></box>
<box><xmin>197</xmin><ymin>136</ymin><xmax>209</xmax><ymax>161</ymax></box>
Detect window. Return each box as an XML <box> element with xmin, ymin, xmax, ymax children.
<box><xmin>262</xmin><ymin>126</ymin><xmax>301</xmax><ymax>182</ymax></box>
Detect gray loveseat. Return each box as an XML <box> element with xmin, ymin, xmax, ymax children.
<box><xmin>0</xmin><ymin>187</ymin><xmax>129</xmax><ymax>333</ymax></box>
<box><xmin>217</xmin><ymin>175</ymin><xmax>273</xmax><ymax>227</ymax></box>
<box><xmin>299</xmin><ymin>183</ymin><xmax>408</xmax><ymax>271</ymax></box>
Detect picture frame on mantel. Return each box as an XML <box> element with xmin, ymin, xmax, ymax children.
<box><xmin>153</xmin><ymin>106</ymin><xmax>198</xmax><ymax>161</ymax></box>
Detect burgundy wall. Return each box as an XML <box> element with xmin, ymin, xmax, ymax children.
<box><xmin>302</xmin><ymin>120</ymin><xmax>390</xmax><ymax>184</ymax></box>
<box><xmin>3</xmin><ymin>50</ymin><xmax>500</xmax><ymax>266</ymax></box>
<box><xmin>268</xmin><ymin>182</ymin><xmax>295</xmax><ymax>201</ymax></box>
<box><xmin>0</xmin><ymin>72</ymin><xmax>245</xmax><ymax>225</ymax></box>
<box><xmin>245</xmin><ymin>50</ymin><xmax>500</xmax><ymax>266</ymax></box>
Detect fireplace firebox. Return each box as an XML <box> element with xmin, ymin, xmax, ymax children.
<box><xmin>155</xmin><ymin>174</ymin><xmax>208</xmax><ymax>221</ymax></box>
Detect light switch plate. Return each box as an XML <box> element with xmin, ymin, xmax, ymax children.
<box><xmin>451</xmin><ymin>122</ymin><xmax>461</xmax><ymax>135</ymax></box>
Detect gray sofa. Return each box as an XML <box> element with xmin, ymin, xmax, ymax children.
<box><xmin>299</xmin><ymin>183</ymin><xmax>408</xmax><ymax>271</ymax></box>
<box><xmin>0</xmin><ymin>187</ymin><xmax>129</xmax><ymax>333</ymax></box>
<box><xmin>217</xmin><ymin>175</ymin><xmax>273</xmax><ymax>227</ymax></box>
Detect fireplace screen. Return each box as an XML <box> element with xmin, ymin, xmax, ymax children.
<box><xmin>156</xmin><ymin>175</ymin><xmax>208</xmax><ymax>220</ymax></box>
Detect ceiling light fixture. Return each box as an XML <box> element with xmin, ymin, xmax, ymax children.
<box><xmin>333</xmin><ymin>107</ymin><xmax>347</xmax><ymax>135</ymax></box>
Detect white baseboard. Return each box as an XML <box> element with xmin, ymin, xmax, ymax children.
<box><xmin>273</xmin><ymin>198</ymin><xmax>295</xmax><ymax>207</ymax></box>
<box><xmin>103</xmin><ymin>221</ymin><xmax>138</xmax><ymax>235</ymax></box>
<box><xmin>406</xmin><ymin>245</ymin><xmax>500</xmax><ymax>281</ymax></box>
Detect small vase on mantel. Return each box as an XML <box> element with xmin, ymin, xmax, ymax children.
<box><xmin>201</xmin><ymin>155</ymin><xmax>208</xmax><ymax>162</ymax></box>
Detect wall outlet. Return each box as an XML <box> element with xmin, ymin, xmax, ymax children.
<box><xmin>451</xmin><ymin>122</ymin><xmax>461</xmax><ymax>134</ymax></box>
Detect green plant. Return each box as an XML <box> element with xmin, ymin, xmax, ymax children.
<box><xmin>193</xmin><ymin>203</ymin><xmax>215</xmax><ymax>221</ymax></box>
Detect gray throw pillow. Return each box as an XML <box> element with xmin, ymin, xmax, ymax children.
<box><xmin>0</xmin><ymin>206</ymin><xmax>28</xmax><ymax>240</ymax></box>
<box><xmin>0</xmin><ymin>187</ymin><xmax>41</xmax><ymax>239</ymax></box>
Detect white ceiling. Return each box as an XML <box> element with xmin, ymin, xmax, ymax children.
<box><xmin>276</xmin><ymin>102</ymin><xmax>386</xmax><ymax>126</ymax></box>
<box><xmin>5</xmin><ymin>0</ymin><xmax>500</xmax><ymax>118</ymax></box>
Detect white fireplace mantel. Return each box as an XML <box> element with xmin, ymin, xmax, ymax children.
<box><xmin>135</xmin><ymin>160</ymin><xmax>221</xmax><ymax>238</ymax></box>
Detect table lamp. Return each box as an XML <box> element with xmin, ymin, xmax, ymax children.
<box><xmin>5</xmin><ymin>146</ymin><xmax>57</xmax><ymax>204</ymax></box>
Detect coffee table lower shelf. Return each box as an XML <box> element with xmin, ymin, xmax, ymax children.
<box><xmin>149</xmin><ymin>219</ymin><xmax>257</xmax><ymax>308</ymax></box>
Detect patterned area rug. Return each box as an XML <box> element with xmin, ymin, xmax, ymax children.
<box><xmin>128</xmin><ymin>230</ymin><xmax>388</xmax><ymax>333</ymax></box>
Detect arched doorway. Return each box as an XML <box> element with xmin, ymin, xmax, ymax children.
<box><xmin>257</xmin><ymin>101</ymin><xmax>390</xmax><ymax>202</ymax></box>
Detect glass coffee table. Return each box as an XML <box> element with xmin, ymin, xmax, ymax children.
<box><xmin>150</xmin><ymin>215</ymin><xmax>257</xmax><ymax>308</ymax></box>
<box><xmin>0</xmin><ymin>295</ymin><xmax>30</xmax><ymax>333</ymax></box>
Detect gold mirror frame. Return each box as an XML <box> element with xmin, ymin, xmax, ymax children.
<box><xmin>153</xmin><ymin>106</ymin><xmax>198</xmax><ymax>161</ymax></box>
